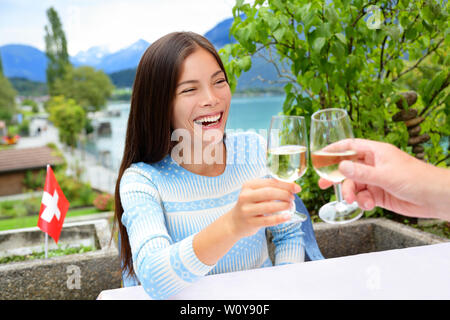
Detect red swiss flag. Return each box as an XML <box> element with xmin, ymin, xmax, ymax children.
<box><xmin>37</xmin><ymin>165</ymin><xmax>70</xmax><ymax>244</ymax></box>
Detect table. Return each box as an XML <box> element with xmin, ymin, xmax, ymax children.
<box><xmin>97</xmin><ymin>242</ymin><xmax>450</xmax><ymax>300</ymax></box>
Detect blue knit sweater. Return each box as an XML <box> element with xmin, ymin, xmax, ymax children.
<box><xmin>119</xmin><ymin>131</ymin><xmax>305</xmax><ymax>299</ymax></box>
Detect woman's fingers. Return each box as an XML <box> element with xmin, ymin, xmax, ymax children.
<box><xmin>245</xmin><ymin>178</ymin><xmax>301</xmax><ymax>194</ymax></box>
<box><xmin>260</xmin><ymin>211</ymin><xmax>292</xmax><ymax>227</ymax></box>
<box><xmin>244</xmin><ymin>200</ymin><xmax>292</xmax><ymax>217</ymax></box>
<box><xmin>246</xmin><ymin>187</ymin><xmax>294</xmax><ymax>203</ymax></box>
<box><xmin>233</xmin><ymin>178</ymin><xmax>300</xmax><ymax>231</ymax></box>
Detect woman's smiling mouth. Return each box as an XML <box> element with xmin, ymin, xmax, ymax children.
<box><xmin>193</xmin><ymin>112</ymin><xmax>224</xmax><ymax>128</ymax></box>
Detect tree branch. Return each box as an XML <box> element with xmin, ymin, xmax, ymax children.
<box><xmin>400</xmin><ymin>13</ymin><xmax>420</xmax><ymax>44</ymax></box>
<box><xmin>424</xmin><ymin>101</ymin><xmax>445</xmax><ymax>119</ymax></box>
<box><xmin>420</xmin><ymin>73</ymin><xmax>450</xmax><ymax>117</ymax></box>
<box><xmin>378</xmin><ymin>35</ymin><xmax>388</xmax><ymax>79</ymax></box>
<box><xmin>435</xmin><ymin>154</ymin><xmax>450</xmax><ymax>166</ymax></box>
<box><xmin>392</xmin><ymin>38</ymin><xmax>444</xmax><ymax>82</ymax></box>
<box><xmin>351</xmin><ymin>0</ymin><xmax>380</xmax><ymax>28</ymax></box>
<box><xmin>346</xmin><ymin>82</ymin><xmax>354</xmax><ymax>121</ymax></box>
<box><xmin>254</xmin><ymin>48</ymin><xmax>310</xmax><ymax>97</ymax></box>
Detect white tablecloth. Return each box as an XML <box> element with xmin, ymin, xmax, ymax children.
<box><xmin>98</xmin><ymin>242</ymin><xmax>450</xmax><ymax>300</ymax></box>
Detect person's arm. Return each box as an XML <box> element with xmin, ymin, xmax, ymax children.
<box><xmin>318</xmin><ymin>139</ymin><xmax>450</xmax><ymax>221</ymax></box>
<box><xmin>193</xmin><ymin>178</ymin><xmax>300</xmax><ymax>266</ymax></box>
<box><xmin>267</xmin><ymin>221</ymin><xmax>305</xmax><ymax>265</ymax></box>
<box><xmin>122</xmin><ymin>170</ymin><xmax>298</xmax><ymax>299</ymax></box>
<box><xmin>120</xmin><ymin>170</ymin><xmax>215</xmax><ymax>300</ymax></box>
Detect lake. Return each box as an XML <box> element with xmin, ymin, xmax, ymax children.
<box><xmin>85</xmin><ymin>95</ymin><xmax>285</xmax><ymax>170</ymax></box>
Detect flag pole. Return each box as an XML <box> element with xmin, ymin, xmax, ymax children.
<box><xmin>45</xmin><ymin>164</ymin><xmax>50</xmax><ymax>259</ymax></box>
<box><xmin>45</xmin><ymin>233</ymin><xmax>48</xmax><ymax>259</ymax></box>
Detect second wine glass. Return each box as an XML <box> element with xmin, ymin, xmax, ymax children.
<box><xmin>310</xmin><ymin>108</ymin><xmax>363</xmax><ymax>224</ymax></box>
<box><xmin>267</xmin><ymin>115</ymin><xmax>308</xmax><ymax>223</ymax></box>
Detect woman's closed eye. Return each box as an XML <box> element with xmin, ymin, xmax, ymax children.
<box><xmin>214</xmin><ymin>78</ymin><xmax>227</xmax><ymax>86</ymax></box>
<box><xmin>180</xmin><ymin>87</ymin><xmax>196</xmax><ymax>94</ymax></box>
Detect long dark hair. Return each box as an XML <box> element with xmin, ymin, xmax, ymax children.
<box><xmin>113</xmin><ymin>32</ymin><xmax>228</xmax><ymax>279</ymax></box>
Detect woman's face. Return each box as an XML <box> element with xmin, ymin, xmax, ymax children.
<box><xmin>171</xmin><ymin>47</ymin><xmax>231</xmax><ymax>145</ymax></box>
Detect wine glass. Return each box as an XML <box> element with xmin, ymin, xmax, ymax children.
<box><xmin>310</xmin><ymin>108</ymin><xmax>363</xmax><ymax>224</ymax></box>
<box><xmin>267</xmin><ymin>115</ymin><xmax>308</xmax><ymax>223</ymax></box>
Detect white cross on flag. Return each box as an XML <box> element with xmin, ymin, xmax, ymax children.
<box><xmin>37</xmin><ymin>165</ymin><xmax>70</xmax><ymax>243</ymax></box>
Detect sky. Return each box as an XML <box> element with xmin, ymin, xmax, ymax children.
<box><xmin>0</xmin><ymin>0</ymin><xmax>238</xmax><ymax>56</ymax></box>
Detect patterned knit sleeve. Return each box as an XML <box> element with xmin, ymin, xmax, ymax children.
<box><xmin>119</xmin><ymin>168</ymin><xmax>216</xmax><ymax>299</ymax></box>
<box><xmin>267</xmin><ymin>221</ymin><xmax>305</xmax><ymax>265</ymax></box>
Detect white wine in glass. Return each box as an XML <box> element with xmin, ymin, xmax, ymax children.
<box><xmin>267</xmin><ymin>145</ymin><xmax>307</xmax><ymax>183</ymax></box>
<box><xmin>310</xmin><ymin>108</ymin><xmax>363</xmax><ymax>224</ymax></box>
<box><xmin>267</xmin><ymin>116</ymin><xmax>308</xmax><ymax>223</ymax></box>
<box><xmin>311</xmin><ymin>150</ymin><xmax>358</xmax><ymax>183</ymax></box>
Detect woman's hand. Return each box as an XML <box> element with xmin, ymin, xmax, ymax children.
<box><xmin>193</xmin><ymin>178</ymin><xmax>301</xmax><ymax>266</ymax></box>
<box><xmin>226</xmin><ymin>178</ymin><xmax>301</xmax><ymax>239</ymax></box>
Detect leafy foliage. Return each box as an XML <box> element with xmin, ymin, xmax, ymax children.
<box><xmin>9</xmin><ymin>77</ymin><xmax>48</xmax><ymax>97</ymax></box>
<box><xmin>221</xmin><ymin>0</ymin><xmax>449</xmax><ymax>216</ymax></box>
<box><xmin>93</xmin><ymin>193</ymin><xmax>114</xmax><ymax>211</ymax></box>
<box><xmin>53</xmin><ymin>65</ymin><xmax>114</xmax><ymax>112</ymax></box>
<box><xmin>45</xmin><ymin>7</ymin><xmax>70</xmax><ymax>95</ymax></box>
<box><xmin>47</xmin><ymin>96</ymin><xmax>86</xmax><ymax>148</ymax></box>
<box><xmin>0</xmin><ymin>74</ymin><xmax>16</xmax><ymax>122</ymax></box>
<box><xmin>109</xmin><ymin>67</ymin><xmax>136</xmax><ymax>89</ymax></box>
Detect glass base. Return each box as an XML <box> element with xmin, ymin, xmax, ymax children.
<box><xmin>318</xmin><ymin>200</ymin><xmax>363</xmax><ymax>224</ymax></box>
<box><xmin>275</xmin><ymin>205</ymin><xmax>307</xmax><ymax>223</ymax></box>
<box><xmin>292</xmin><ymin>211</ymin><xmax>307</xmax><ymax>223</ymax></box>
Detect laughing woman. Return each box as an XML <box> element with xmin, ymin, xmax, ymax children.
<box><xmin>114</xmin><ymin>32</ymin><xmax>306</xmax><ymax>299</ymax></box>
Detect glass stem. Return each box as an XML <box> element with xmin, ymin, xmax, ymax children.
<box><xmin>334</xmin><ymin>183</ymin><xmax>344</xmax><ymax>203</ymax></box>
<box><xmin>333</xmin><ymin>183</ymin><xmax>347</xmax><ymax>214</ymax></box>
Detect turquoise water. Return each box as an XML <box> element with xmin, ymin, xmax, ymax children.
<box><xmin>86</xmin><ymin>95</ymin><xmax>285</xmax><ymax>170</ymax></box>
<box><xmin>226</xmin><ymin>95</ymin><xmax>285</xmax><ymax>131</ymax></box>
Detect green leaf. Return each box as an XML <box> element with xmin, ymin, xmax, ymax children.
<box><xmin>317</xmin><ymin>22</ymin><xmax>332</xmax><ymax>39</ymax></box>
<box><xmin>405</xmin><ymin>26</ymin><xmax>418</xmax><ymax>41</ymax></box>
<box><xmin>335</xmin><ymin>33</ymin><xmax>347</xmax><ymax>44</ymax></box>
<box><xmin>422</xmin><ymin>71</ymin><xmax>446</xmax><ymax>104</ymax></box>
<box><xmin>445</xmin><ymin>27</ymin><xmax>450</xmax><ymax>46</ymax></box>
<box><xmin>421</xmin><ymin>6</ymin><xmax>434</xmax><ymax>24</ymax></box>
<box><xmin>266</xmin><ymin>15</ymin><xmax>279</xmax><ymax>31</ymax></box>
<box><xmin>237</xmin><ymin>56</ymin><xmax>252</xmax><ymax>72</ymax></box>
<box><xmin>324</xmin><ymin>6</ymin><xmax>339</xmax><ymax>25</ymax></box>
<box><xmin>311</xmin><ymin>77</ymin><xmax>323</xmax><ymax>93</ymax></box>
<box><xmin>312</xmin><ymin>37</ymin><xmax>326</xmax><ymax>54</ymax></box>
<box><xmin>384</xmin><ymin>25</ymin><xmax>401</xmax><ymax>42</ymax></box>
<box><xmin>331</xmin><ymin>41</ymin><xmax>346</xmax><ymax>61</ymax></box>
<box><xmin>273</xmin><ymin>27</ymin><xmax>286</xmax><ymax>42</ymax></box>
<box><xmin>294</xmin><ymin>3</ymin><xmax>312</xmax><ymax>21</ymax></box>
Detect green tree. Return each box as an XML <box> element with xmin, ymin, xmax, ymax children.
<box><xmin>0</xmin><ymin>74</ymin><xmax>17</xmax><ymax>123</ymax></box>
<box><xmin>45</xmin><ymin>7</ymin><xmax>70</xmax><ymax>95</ymax></box>
<box><xmin>0</xmin><ymin>53</ymin><xmax>3</xmax><ymax>76</ymax></box>
<box><xmin>221</xmin><ymin>0</ymin><xmax>449</xmax><ymax>215</ymax></box>
<box><xmin>53</xmin><ymin>65</ymin><xmax>115</xmax><ymax>112</ymax></box>
<box><xmin>47</xmin><ymin>96</ymin><xmax>85</xmax><ymax>148</ymax></box>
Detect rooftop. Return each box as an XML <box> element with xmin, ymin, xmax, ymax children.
<box><xmin>0</xmin><ymin>146</ymin><xmax>64</xmax><ymax>173</ymax></box>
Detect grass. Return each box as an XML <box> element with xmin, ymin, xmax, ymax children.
<box><xmin>0</xmin><ymin>207</ymin><xmax>102</xmax><ymax>231</ymax></box>
<box><xmin>0</xmin><ymin>244</ymin><xmax>95</xmax><ymax>264</ymax></box>
<box><xmin>412</xmin><ymin>221</ymin><xmax>450</xmax><ymax>239</ymax></box>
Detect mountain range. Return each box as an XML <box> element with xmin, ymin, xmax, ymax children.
<box><xmin>0</xmin><ymin>17</ymin><xmax>280</xmax><ymax>91</ymax></box>
<box><xmin>0</xmin><ymin>39</ymin><xmax>151</xmax><ymax>83</ymax></box>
